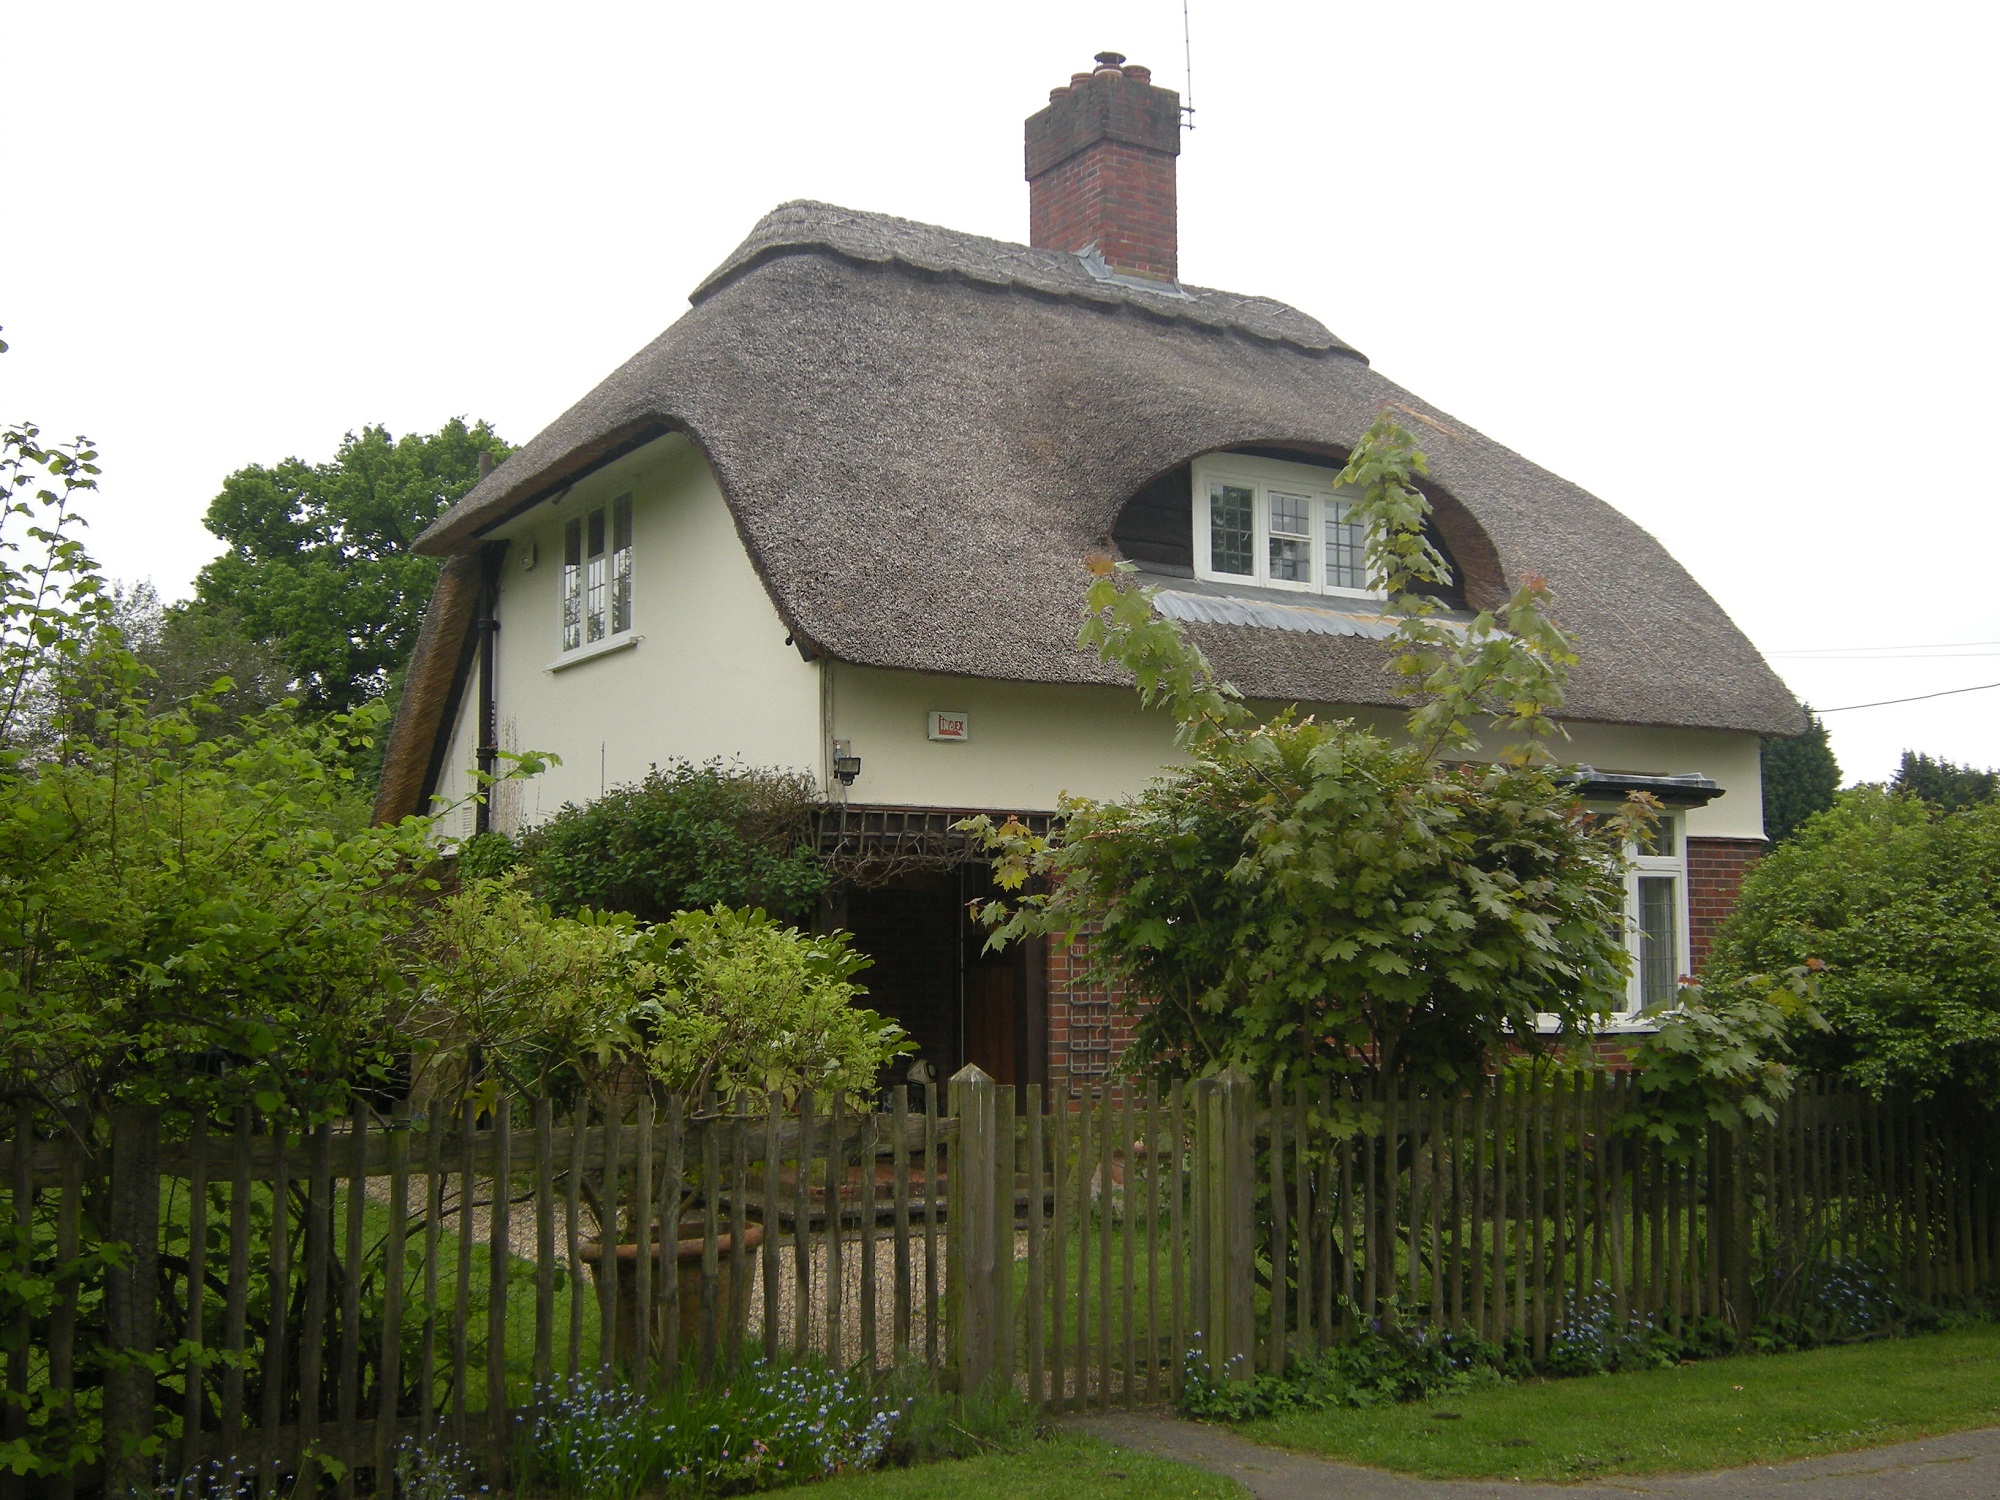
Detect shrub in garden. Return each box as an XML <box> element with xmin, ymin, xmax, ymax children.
<box><xmin>1179</xmin><ymin>1325</ymin><xmax>1505</xmax><ymax>1421</ymax></box>
<box><xmin>1709</xmin><ymin>786</ymin><xmax>2000</xmax><ymax>1102</ymax></box>
<box><xmin>874</xmin><ymin>1365</ymin><xmax>1037</xmax><ymax>1465</ymax></box>
<box><xmin>406</xmin><ymin>875</ymin><xmax>642</xmax><ymax>1104</ymax></box>
<box><xmin>508</xmin><ymin>760</ymin><xmax>829</xmax><ymax>924</ymax></box>
<box><xmin>1624</xmin><ymin>964</ymin><xmax>1827</xmax><ymax>1149</ymax></box>
<box><xmin>628</xmin><ymin>906</ymin><xmax>909</xmax><ymax>1105</ymax></box>
<box><xmin>0</xmin><ymin>420</ymin><xmax>454</xmax><ymax>1130</ymax></box>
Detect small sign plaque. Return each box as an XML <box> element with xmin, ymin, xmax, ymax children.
<box><xmin>927</xmin><ymin>710</ymin><xmax>970</xmax><ymax>742</ymax></box>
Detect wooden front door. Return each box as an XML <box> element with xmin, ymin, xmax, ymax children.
<box><xmin>963</xmin><ymin>963</ymin><xmax>1017</xmax><ymax>1085</ymax></box>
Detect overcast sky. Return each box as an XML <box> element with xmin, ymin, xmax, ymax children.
<box><xmin>9</xmin><ymin>1</ymin><xmax>1996</xmax><ymax>784</ymax></box>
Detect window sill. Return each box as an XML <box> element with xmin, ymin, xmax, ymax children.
<box><xmin>1531</xmin><ymin>1013</ymin><xmax>1661</xmax><ymax>1037</ymax></box>
<box><xmin>545</xmin><ymin>633</ymin><xmax>641</xmax><ymax>673</ymax></box>
<box><xmin>1192</xmin><ymin>570</ymin><xmax>1388</xmax><ymax>604</ymax></box>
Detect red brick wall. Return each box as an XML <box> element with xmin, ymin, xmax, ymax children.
<box><xmin>1046</xmin><ymin>931</ymin><xmax>1139</xmax><ymax>1089</ymax></box>
<box><xmin>1687</xmin><ymin>836</ymin><xmax>1764</xmax><ymax>974</ymax></box>
<box><xmin>1028</xmin><ymin>143</ymin><xmax>1179</xmax><ymax>281</ymax></box>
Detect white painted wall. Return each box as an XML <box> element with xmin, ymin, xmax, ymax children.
<box><xmin>428</xmin><ymin>434</ymin><xmax>824</xmax><ymax>835</ymax></box>
<box><xmin>427</xmin><ymin>436</ymin><xmax>1764</xmax><ymax>842</ymax></box>
<box><xmin>827</xmin><ymin>665</ymin><xmax>1183</xmax><ymax>812</ymax></box>
<box><xmin>829</xmin><ymin>661</ymin><xmax>1766</xmax><ymax>840</ymax></box>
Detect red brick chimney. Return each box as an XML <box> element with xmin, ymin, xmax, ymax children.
<box><xmin>1026</xmin><ymin>52</ymin><xmax>1182</xmax><ymax>283</ymax></box>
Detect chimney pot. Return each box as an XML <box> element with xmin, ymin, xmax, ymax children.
<box><xmin>1026</xmin><ymin>54</ymin><xmax>1182</xmax><ymax>282</ymax></box>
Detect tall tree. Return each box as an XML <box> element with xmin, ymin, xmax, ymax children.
<box><xmin>192</xmin><ymin>419</ymin><xmax>509</xmax><ymax>713</ymax></box>
<box><xmin>109</xmin><ymin>582</ymin><xmax>289</xmax><ymax>731</ymax></box>
<box><xmin>1760</xmin><ymin>707</ymin><xmax>1840</xmax><ymax>843</ymax></box>
<box><xmin>1892</xmin><ymin>749</ymin><xmax>1998</xmax><ymax>812</ymax></box>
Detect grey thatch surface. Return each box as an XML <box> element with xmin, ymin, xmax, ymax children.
<box><xmin>386</xmin><ymin>199</ymin><xmax>1800</xmax><ymax>818</ymax></box>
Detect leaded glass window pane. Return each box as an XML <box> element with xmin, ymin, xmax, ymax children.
<box><xmin>1638</xmin><ymin>875</ymin><xmax>1679</xmax><ymax>1009</ymax></box>
<box><xmin>1268</xmin><ymin>490</ymin><xmax>1311</xmax><ymax>582</ymax></box>
<box><xmin>1325</xmin><ymin>498</ymin><xmax>1369</xmax><ymax>591</ymax></box>
<box><xmin>611</xmin><ymin>494</ymin><xmax>633</xmax><ymax>634</ymax></box>
<box><xmin>585</xmin><ymin>506</ymin><xmax>607</xmax><ymax>643</ymax></box>
<box><xmin>1209</xmin><ymin>483</ymin><xmax>1253</xmax><ymax>576</ymax></box>
<box><xmin>1637</xmin><ymin>817</ymin><xmax>1677</xmax><ymax>857</ymax></box>
<box><xmin>562</xmin><ymin>518</ymin><xmax>583</xmax><ymax>651</ymax></box>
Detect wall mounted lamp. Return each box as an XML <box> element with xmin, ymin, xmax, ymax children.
<box><xmin>832</xmin><ymin>739</ymin><xmax>862</xmax><ymax>788</ymax></box>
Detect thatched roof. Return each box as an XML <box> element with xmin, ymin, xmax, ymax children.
<box><xmin>382</xmin><ymin>200</ymin><xmax>1801</xmax><ymax>818</ymax></box>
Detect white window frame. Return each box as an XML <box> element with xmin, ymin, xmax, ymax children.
<box><xmin>559</xmin><ymin>492</ymin><xmax>635</xmax><ymax>657</ymax></box>
<box><xmin>1620</xmin><ymin>811</ymin><xmax>1691</xmax><ymax>1019</ymax></box>
<box><xmin>1191</xmin><ymin>453</ymin><xmax>1384</xmax><ymax>601</ymax></box>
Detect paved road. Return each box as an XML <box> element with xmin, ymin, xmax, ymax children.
<box><xmin>1066</xmin><ymin>1412</ymin><xmax>2000</xmax><ymax>1498</ymax></box>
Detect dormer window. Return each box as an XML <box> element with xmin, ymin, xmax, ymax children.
<box><xmin>1192</xmin><ymin>453</ymin><xmax>1381</xmax><ymax>599</ymax></box>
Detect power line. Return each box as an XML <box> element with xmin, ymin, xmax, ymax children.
<box><xmin>1769</xmin><ymin>637</ymin><xmax>2000</xmax><ymax>656</ymax></box>
<box><xmin>1817</xmin><ymin>679</ymin><xmax>2000</xmax><ymax>713</ymax></box>
<box><xmin>1779</xmin><ymin>651</ymin><xmax>2000</xmax><ymax>662</ymax></box>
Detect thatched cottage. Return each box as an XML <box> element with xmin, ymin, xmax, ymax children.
<box><xmin>376</xmin><ymin>54</ymin><xmax>1805</xmax><ymax>1091</ymax></box>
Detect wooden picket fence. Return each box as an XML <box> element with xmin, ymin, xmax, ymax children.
<box><xmin>5</xmin><ymin>1069</ymin><xmax>1995</xmax><ymax>1497</ymax></box>
<box><xmin>944</xmin><ymin>1069</ymin><xmax>2000</xmax><ymax>1402</ymax></box>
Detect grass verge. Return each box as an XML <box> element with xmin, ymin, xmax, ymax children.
<box><xmin>1240</xmin><ymin>1322</ymin><xmax>2000</xmax><ymax>1482</ymax></box>
<box><xmin>808</xmin><ymin>1431</ymin><xmax>1245</xmax><ymax>1498</ymax></box>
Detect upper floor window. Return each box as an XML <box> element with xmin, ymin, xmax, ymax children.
<box><xmin>1193</xmin><ymin>454</ymin><xmax>1380</xmax><ymax>599</ymax></box>
<box><xmin>561</xmin><ymin>493</ymin><xmax>633</xmax><ymax>652</ymax></box>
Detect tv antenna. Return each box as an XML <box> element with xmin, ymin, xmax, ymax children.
<box><xmin>1181</xmin><ymin>0</ymin><xmax>1196</xmax><ymax>129</ymax></box>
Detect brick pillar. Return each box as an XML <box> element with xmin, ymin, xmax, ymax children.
<box><xmin>1687</xmin><ymin>836</ymin><xmax>1765</xmax><ymax>973</ymax></box>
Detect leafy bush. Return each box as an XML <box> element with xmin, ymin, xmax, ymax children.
<box><xmin>1626</xmin><ymin>965</ymin><xmax>1827</xmax><ymax>1150</ymax></box>
<box><xmin>875</xmin><ymin>1367</ymin><xmax>1036</xmax><ymax>1465</ymax></box>
<box><xmin>629</xmin><ymin>907</ymin><xmax>908</xmax><ymax>1105</ymax></box>
<box><xmin>1542</xmin><ymin>1282</ymin><xmax>1688</xmax><ymax>1377</ymax></box>
<box><xmin>516</xmin><ymin>760</ymin><xmax>828</xmax><ymax>924</ymax></box>
<box><xmin>1179</xmin><ymin>1325</ymin><xmax>1504</xmax><ymax>1420</ymax></box>
<box><xmin>406</xmin><ymin>876</ymin><xmax>641</xmax><ymax>1104</ymax></box>
<box><xmin>1709</xmin><ymin>787</ymin><xmax>2000</xmax><ymax>1101</ymax></box>
<box><xmin>515</xmin><ymin>1364</ymin><xmax>898</xmax><ymax>1500</ymax></box>
<box><xmin>1749</xmin><ymin>1258</ymin><xmax>1916</xmax><ymax>1352</ymax></box>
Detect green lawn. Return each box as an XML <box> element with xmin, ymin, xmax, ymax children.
<box><xmin>1241</xmin><ymin>1322</ymin><xmax>2000</xmax><ymax>1482</ymax></box>
<box><xmin>810</xmin><ymin>1433</ymin><xmax>1244</xmax><ymax>1498</ymax></box>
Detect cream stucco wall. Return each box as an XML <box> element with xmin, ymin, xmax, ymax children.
<box><xmin>826</xmin><ymin>665</ymin><xmax>1183</xmax><ymax>812</ymax></box>
<box><xmin>828</xmin><ymin>662</ymin><xmax>1765</xmax><ymax>839</ymax></box>
<box><xmin>428</xmin><ymin>438</ymin><xmax>1765</xmax><ymax>843</ymax></box>
<box><xmin>429</xmin><ymin>434</ymin><xmax>824</xmax><ymax>835</ymax></box>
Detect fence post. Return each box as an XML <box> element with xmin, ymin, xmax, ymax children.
<box><xmin>950</xmin><ymin>1066</ymin><xmax>997</xmax><ymax>1394</ymax></box>
<box><xmin>1191</xmin><ymin>1069</ymin><xmax>1255</xmax><ymax>1382</ymax></box>
<box><xmin>102</xmin><ymin>1103</ymin><xmax>163</xmax><ymax>1498</ymax></box>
